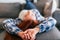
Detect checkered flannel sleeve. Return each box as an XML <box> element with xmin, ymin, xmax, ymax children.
<box><xmin>33</xmin><ymin>9</ymin><xmax>57</xmax><ymax>33</ymax></box>
<box><xmin>38</xmin><ymin>17</ymin><xmax>57</xmax><ymax>33</ymax></box>
<box><xmin>3</xmin><ymin>18</ymin><xmax>22</xmax><ymax>34</ymax></box>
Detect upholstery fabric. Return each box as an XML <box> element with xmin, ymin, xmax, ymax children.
<box><xmin>53</xmin><ymin>10</ymin><xmax>60</xmax><ymax>30</ymax></box>
<box><xmin>36</xmin><ymin>27</ymin><xmax>60</xmax><ymax>40</ymax></box>
<box><xmin>0</xmin><ymin>3</ymin><xmax>21</xmax><ymax>18</ymax></box>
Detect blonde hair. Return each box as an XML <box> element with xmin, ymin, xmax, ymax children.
<box><xmin>18</xmin><ymin>10</ymin><xmax>28</xmax><ymax>20</ymax></box>
<box><xmin>18</xmin><ymin>9</ymin><xmax>36</xmax><ymax>20</ymax></box>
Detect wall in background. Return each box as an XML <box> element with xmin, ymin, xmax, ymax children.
<box><xmin>0</xmin><ymin>0</ymin><xmax>26</xmax><ymax>4</ymax></box>
<box><xmin>56</xmin><ymin>0</ymin><xmax>59</xmax><ymax>8</ymax></box>
<box><xmin>0</xmin><ymin>0</ymin><xmax>59</xmax><ymax>8</ymax></box>
<box><xmin>58</xmin><ymin>0</ymin><xmax>60</xmax><ymax>8</ymax></box>
<box><xmin>0</xmin><ymin>0</ymin><xmax>37</xmax><ymax>3</ymax></box>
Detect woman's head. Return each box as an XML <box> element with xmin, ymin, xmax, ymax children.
<box><xmin>18</xmin><ymin>10</ymin><xmax>36</xmax><ymax>21</ymax></box>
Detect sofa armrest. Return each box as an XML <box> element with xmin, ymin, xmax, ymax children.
<box><xmin>36</xmin><ymin>27</ymin><xmax>60</xmax><ymax>40</ymax></box>
<box><xmin>53</xmin><ymin>8</ymin><xmax>60</xmax><ymax>30</ymax></box>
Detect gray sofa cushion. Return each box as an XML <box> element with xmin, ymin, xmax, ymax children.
<box><xmin>53</xmin><ymin>10</ymin><xmax>60</xmax><ymax>30</ymax></box>
<box><xmin>0</xmin><ymin>3</ymin><xmax>21</xmax><ymax>18</ymax></box>
<box><xmin>34</xmin><ymin>0</ymin><xmax>52</xmax><ymax>16</ymax></box>
<box><xmin>36</xmin><ymin>27</ymin><xmax>60</xmax><ymax>40</ymax></box>
<box><xmin>0</xmin><ymin>27</ymin><xmax>60</xmax><ymax>40</ymax></box>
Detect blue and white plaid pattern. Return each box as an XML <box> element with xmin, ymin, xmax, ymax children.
<box><xmin>3</xmin><ymin>18</ymin><xmax>22</xmax><ymax>34</ymax></box>
<box><xmin>3</xmin><ymin>9</ymin><xmax>57</xmax><ymax>34</ymax></box>
<box><xmin>39</xmin><ymin>17</ymin><xmax>57</xmax><ymax>33</ymax></box>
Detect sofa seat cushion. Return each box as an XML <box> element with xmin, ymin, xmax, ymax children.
<box><xmin>36</xmin><ymin>27</ymin><xmax>60</xmax><ymax>40</ymax></box>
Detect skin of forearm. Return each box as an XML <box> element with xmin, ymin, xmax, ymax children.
<box><xmin>34</xmin><ymin>26</ymin><xmax>40</xmax><ymax>33</ymax></box>
<box><xmin>17</xmin><ymin>31</ymin><xmax>23</xmax><ymax>37</ymax></box>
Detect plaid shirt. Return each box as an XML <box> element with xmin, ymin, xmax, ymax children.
<box><xmin>3</xmin><ymin>9</ymin><xmax>57</xmax><ymax>34</ymax></box>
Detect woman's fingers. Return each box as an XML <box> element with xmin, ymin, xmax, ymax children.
<box><xmin>28</xmin><ymin>30</ymin><xmax>36</xmax><ymax>40</ymax></box>
<box><xmin>23</xmin><ymin>29</ymin><xmax>36</xmax><ymax>40</ymax></box>
<box><xmin>24</xmin><ymin>34</ymin><xmax>28</xmax><ymax>40</ymax></box>
<box><xmin>28</xmin><ymin>31</ymin><xmax>32</xmax><ymax>39</ymax></box>
<box><xmin>23</xmin><ymin>31</ymin><xmax>31</xmax><ymax>40</ymax></box>
<box><xmin>27</xmin><ymin>34</ymin><xmax>30</xmax><ymax>39</ymax></box>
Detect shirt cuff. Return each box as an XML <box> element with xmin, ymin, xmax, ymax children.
<box><xmin>37</xmin><ymin>23</ymin><xmax>46</xmax><ymax>33</ymax></box>
<box><xmin>14</xmin><ymin>28</ymin><xmax>22</xmax><ymax>34</ymax></box>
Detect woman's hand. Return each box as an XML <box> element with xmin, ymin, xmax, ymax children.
<box><xmin>25</xmin><ymin>26</ymin><xmax>40</xmax><ymax>40</ymax></box>
<box><xmin>17</xmin><ymin>31</ymin><xmax>30</xmax><ymax>40</ymax></box>
<box><xmin>17</xmin><ymin>31</ymin><xmax>25</xmax><ymax>40</ymax></box>
<box><xmin>17</xmin><ymin>31</ymin><xmax>27</xmax><ymax>40</ymax></box>
<box><xmin>25</xmin><ymin>29</ymin><xmax>36</xmax><ymax>40</ymax></box>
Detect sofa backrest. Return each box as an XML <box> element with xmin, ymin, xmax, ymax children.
<box><xmin>0</xmin><ymin>3</ymin><xmax>23</xmax><ymax>18</ymax></box>
<box><xmin>34</xmin><ymin>0</ymin><xmax>48</xmax><ymax>13</ymax></box>
<box><xmin>0</xmin><ymin>0</ymin><xmax>53</xmax><ymax>18</ymax></box>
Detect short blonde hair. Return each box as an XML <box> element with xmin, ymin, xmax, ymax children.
<box><xmin>18</xmin><ymin>10</ymin><xmax>28</xmax><ymax>20</ymax></box>
<box><xmin>18</xmin><ymin>9</ymin><xmax>36</xmax><ymax>20</ymax></box>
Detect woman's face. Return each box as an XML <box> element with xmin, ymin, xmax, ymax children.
<box><xmin>23</xmin><ymin>10</ymin><xmax>36</xmax><ymax>21</ymax></box>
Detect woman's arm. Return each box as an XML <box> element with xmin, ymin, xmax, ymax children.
<box><xmin>35</xmin><ymin>17</ymin><xmax>57</xmax><ymax>33</ymax></box>
<box><xmin>3</xmin><ymin>18</ymin><xmax>22</xmax><ymax>34</ymax></box>
<box><xmin>32</xmin><ymin>9</ymin><xmax>57</xmax><ymax>33</ymax></box>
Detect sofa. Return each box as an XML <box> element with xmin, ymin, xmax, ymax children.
<box><xmin>0</xmin><ymin>0</ymin><xmax>60</xmax><ymax>40</ymax></box>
